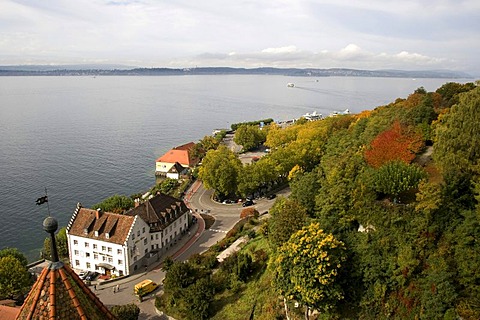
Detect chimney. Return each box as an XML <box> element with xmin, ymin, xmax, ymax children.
<box><xmin>96</xmin><ymin>208</ymin><xmax>102</xmax><ymax>219</ymax></box>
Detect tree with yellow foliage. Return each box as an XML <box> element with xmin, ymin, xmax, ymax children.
<box><xmin>271</xmin><ymin>222</ymin><xmax>346</xmax><ymax>319</ymax></box>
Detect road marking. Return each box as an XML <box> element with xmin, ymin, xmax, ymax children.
<box><xmin>209</xmin><ymin>229</ymin><xmax>227</xmax><ymax>233</ymax></box>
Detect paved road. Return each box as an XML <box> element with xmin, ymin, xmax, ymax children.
<box><xmin>95</xmin><ymin>181</ymin><xmax>289</xmax><ymax>319</ymax></box>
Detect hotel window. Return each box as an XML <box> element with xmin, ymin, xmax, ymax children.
<box><xmin>137</xmin><ymin>230</ymin><xmax>140</xmax><ymax>236</ymax></box>
<box><xmin>86</xmin><ymin>262</ymin><xmax>91</xmax><ymax>268</ymax></box>
<box><xmin>145</xmin><ymin>249</ymin><xmax>148</xmax><ymax>254</ymax></box>
<box><xmin>132</xmin><ymin>233</ymin><xmax>135</xmax><ymax>240</ymax></box>
<box><xmin>93</xmin><ymin>244</ymin><xmax>97</xmax><ymax>249</ymax></box>
<box><xmin>74</xmin><ymin>250</ymin><xmax>79</xmax><ymax>255</ymax></box>
<box><xmin>94</xmin><ymin>254</ymin><xmax>98</xmax><ymax>260</ymax></box>
<box><xmin>86</xmin><ymin>252</ymin><xmax>90</xmax><ymax>258</ymax></box>
<box><xmin>107</xmin><ymin>247</ymin><xmax>112</xmax><ymax>253</ymax></box>
<box><xmin>95</xmin><ymin>265</ymin><xmax>99</xmax><ymax>271</ymax></box>
<box><xmin>142</xmin><ymin>227</ymin><xmax>145</xmax><ymax>233</ymax></box>
<box><xmin>102</xmin><ymin>246</ymin><xmax>106</xmax><ymax>251</ymax></box>
<box><xmin>118</xmin><ymin>260</ymin><xmax>123</xmax><ymax>265</ymax></box>
<box><xmin>73</xmin><ymin>240</ymin><xmax>78</xmax><ymax>245</ymax></box>
<box><xmin>151</xmin><ymin>235</ymin><xmax>153</xmax><ymax>240</ymax></box>
<box><xmin>117</xmin><ymin>249</ymin><xmax>122</xmax><ymax>255</ymax></box>
<box><xmin>75</xmin><ymin>260</ymin><xmax>80</xmax><ymax>266</ymax></box>
<box><xmin>84</xmin><ymin>242</ymin><xmax>89</xmax><ymax>248</ymax></box>
<box><xmin>144</xmin><ymin>238</ymin><xmax>147</xmax><ymax>245</ymax></box>
<box><xmin>102</xmin><ymin>256</ymin><xmax>106</xmax><ymax>261</ymax></box>
<box><xmin>155</xmin><ymin>234</ymin><xmax>159</xmax><ymax>240</ymax></box>
<box><xmin>108</xmin><ymin>257</ymin><xmax>113</xmax><ymax>263</ymax></box>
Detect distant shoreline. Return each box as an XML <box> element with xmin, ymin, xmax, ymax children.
<box><xmin>0</xmin><ymin>66</ymin><xmax>472</xmax><ymax>79</ymax></box>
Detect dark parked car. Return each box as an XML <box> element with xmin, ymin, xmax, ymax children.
<box><xmin>85</xmin><ymin>272</ymin><xmax>99</xmax><ymax>281</ymax></box>
<box><xmin>242</xmin><ymin>200</ymin><xmax>254</xmax><ymax>207</ymax></box>
<box><xmin>266</xmin><ymin>194</ymin><xmax>276</xmax><ymax>200</ymax></box>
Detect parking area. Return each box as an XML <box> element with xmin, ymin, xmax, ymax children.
<box><xmin>222</xmin><ymin>133</ymin><xmax>270</xmax><ymax>165</ymax></box>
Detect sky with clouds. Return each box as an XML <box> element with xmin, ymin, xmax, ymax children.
<box><xmin>1</xmin><ymin>0</ymin><xmax>479</xmax><ymax>74</ymax></box>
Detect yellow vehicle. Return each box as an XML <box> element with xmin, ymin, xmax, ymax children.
<box><xmin>134</xmin><ymin>279</ymin><xmax>158</xmax><ymax>296</ymax></box>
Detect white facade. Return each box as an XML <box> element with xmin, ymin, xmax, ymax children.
<box><xmin>66</xmin><ymin>203</ymin><xmax>191</xmax><ymax>276</ymax></box>
<box><xmin>67</xmin><ymin>215</ymin><xmax>151</xmax><ymax>277</ymax></box>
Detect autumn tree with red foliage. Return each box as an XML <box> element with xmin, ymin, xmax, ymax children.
<box><xmin>365</xmin><ymin>121</ymin><xmax>423</xmax><ymax>168</ymax></box>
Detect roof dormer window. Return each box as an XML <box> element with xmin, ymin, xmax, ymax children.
<box><xmin>105</xmin><ymin>233</ymin><xmax>110</xmax><ymax>239</ymax></box>
<box><xmin>94</xmin><ymin>230</ymin><xmax>99</xmax><ymax>237</ymax></box>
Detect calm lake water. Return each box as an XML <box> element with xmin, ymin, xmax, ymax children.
<box><xmin>0</xmin><ymin>75</ymin><xmax>468</xmax><ymax>261</ymax></box>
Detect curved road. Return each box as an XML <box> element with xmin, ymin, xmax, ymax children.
<box><xmin>95</xmin><ymin>181</ymin><xmax>289</xmax><ymax>319</ymax></box>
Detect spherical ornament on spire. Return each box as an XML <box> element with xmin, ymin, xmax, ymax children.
<box><xmin>43</xmin><ymin>216</ymin><xmax>58</xmax><ymax>234</ymax></box>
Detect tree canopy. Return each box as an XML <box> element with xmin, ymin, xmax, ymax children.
<box><xmin>92</xmin><ymin>194</ymin><xmax>134</xmax><ymax>213</ymax></box>
<box><xmin>0</xmin><ymin>255</ymin><xmax>32</xmax><ymax>299</ymax></box>
<box><xmin>198</xmin><ymin>145</ymin><xmax>242</xmax><ymax>198</ymax></box>
<box><xmin>272</xmin><ymin>223</ymin><xmax>346</xmax><ymax>315</ymax></box>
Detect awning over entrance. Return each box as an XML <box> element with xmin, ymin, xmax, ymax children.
<box><xmin>97</xmin><ymin>263</ymin><xmax>115</xmax><ymax>270</ymax></box>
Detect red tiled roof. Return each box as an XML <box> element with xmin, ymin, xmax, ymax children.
<box><xmin>0</xmin><ymin>305</ymin><xmax>20</xmax><ymax>320</ymax></box>
<box><xmin>16</xmin><ymin>262</ymin><xmax>116</xmax><ymax>320</ymax></box>
<box><xmin>68</xmin><ymin>207</ymin><xmax>134</xmax><ymax>245</ymax></box>
<box><xmin>155</xmin><ymin>142</ymin><xmax>197</xmax><ymax>167</ymax></box>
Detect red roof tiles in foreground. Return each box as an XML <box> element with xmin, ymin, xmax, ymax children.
<box><xmin>0</xmin><ymin>305</ymin><xmax>20</xmax><ymax>320</ymax></box>
<box><xmin>16</xmin><ymin>261</ymin><xmax>116</xmax><ymax>320</ymax></box>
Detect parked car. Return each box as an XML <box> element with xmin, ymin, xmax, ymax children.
<box><xmin>78</xmin><ymin>271</ymin><xmax>88</xmax><ymax>280</ymax></box>
<box><xmin>266</xmin><ymin>194</ymin><xmax>276</xmax><ymax>200</ymax></box>
<box><xmin>242</xmin><ymin>200</ymin><xmax>254</xmax><ymax>207</ymax></box>
<box><xmin>85</xmin><ymin>272</ymin><xmax>99</xmax><ymax>281</ymax></box>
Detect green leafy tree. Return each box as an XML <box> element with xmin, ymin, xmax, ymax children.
<box><xmin>191</xmin><ymin>135</ymin><xmax>222</xmax><ymax>160</ymax></box>
<box><xmin>198</xmin><ymin>145</ymin><xmax>242</xmax><ymax>198</ymax></box>
<box><xmin>373</xmin><ymin>161</ymin><xmax>426</xmax><ymax>199</ymax></box>
<box><xmin>181</xmin><ymin>277</ymin><xmax>214</xmax><ymax>320</ymax></box>
<box><xmin>0</xmin><ymin>248</ymin><xmax>28</xmax><ymax>267</ymax></box>
<box><xmin>452</xmin><ymin>210</ymin><xmax>480</xmax><ymax>320</ymax></box>
<box><xmin>271</xmin><ymin>223</ymin><xmax>346</xmax><ymax>317</ymax></box>
<box><xmin>435</xmin><ymin>82</ymin><xmax>476</xmax><ymax>108</ymax></box>
<box><xmin>0</xmin><ymin>256</ymin><xmax>32</xmax><ymax>299</ymax></box>
<box><xmin>234</xmin><ymin>125</ymin><xmax>266</xmax><ymax>151</ymax></box>
<box><xmin>162</xmin><ymin>261</ymin><xmax>198</xmax><ymax>306</ymax></box>
<box><xmin>434</xmin><ymin>86</ymin><xmax>480</xmax><ymax>174</ymax></box>
<box><xmin>92</xmin><ymin>194</ymin><xmax>134</xmax><ymax>214</ymax></box>
<box><xmin>110</xmin><ymin>303</ymin><xmax>140</xmax><ymax>320</ymax></box>
<box><xmin>290</xmin><ymin>169</ymin><xmax>321</xmax><ymax>216</ymax></box>
<box><xmin>268</xmin><ymin>198</ymin><xmax>307</xmax><ymax>248</ymax></box>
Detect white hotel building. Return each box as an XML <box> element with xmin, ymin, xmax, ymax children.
<box><xmin>66</xmin><ymin>193</ymin><xmax>191</xmax><ymax>277</ymax></box>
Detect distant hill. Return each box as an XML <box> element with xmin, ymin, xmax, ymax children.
<box><xmin>0</xmin><ymin>65</ymin><xmax>472</xmax><ymax>78</ymax></box>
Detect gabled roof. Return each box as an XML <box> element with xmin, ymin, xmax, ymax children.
<box><xmin>126</xmin><ymin>194</ymin><xmax>189</xmax><ymax>232</ymax></box>
<box><xmin>155</xmin><ymin>142</ymin><xmax>197</xmax><ymax>167</ymax></box>
<box><xmin>168</xmin><ymin>162</ymin><xmax>189</xmax><ymax>175</ymax></box>
<box><xmin>67</xmin><ymin>205</ymin><xmax>135</xmax><ymax>245</ymax></box>
<box><xmin>16</xmin><ymin>261</ymin><xmax>116</xmax><ymax>320</ymax></box>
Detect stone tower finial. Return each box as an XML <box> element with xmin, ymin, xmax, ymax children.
<box><xmin>43</xmin><ymin>216</ymin><xmax>59</xmax><ymax>262</ymax></box>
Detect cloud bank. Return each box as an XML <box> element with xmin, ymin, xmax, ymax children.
<box><xmin>0</xmin><ymin>0</ymin><xmax>477</xmax><ymax>73</ymax></box>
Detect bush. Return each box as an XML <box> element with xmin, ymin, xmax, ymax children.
<box><xmin>110</xmin><ymin>303</ymin><xmax>140</xmax><ymax>320</ymax></box>
<box><xmin>240</xmin><ymin>207</ymin><xmax>259</xmax><ymax>219</ymax></box>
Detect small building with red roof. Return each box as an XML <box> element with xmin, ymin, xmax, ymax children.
<box><xmin>155</xmin><ymin>142</ymin><xmax>198</xmax><ymax>179</ymax></box>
